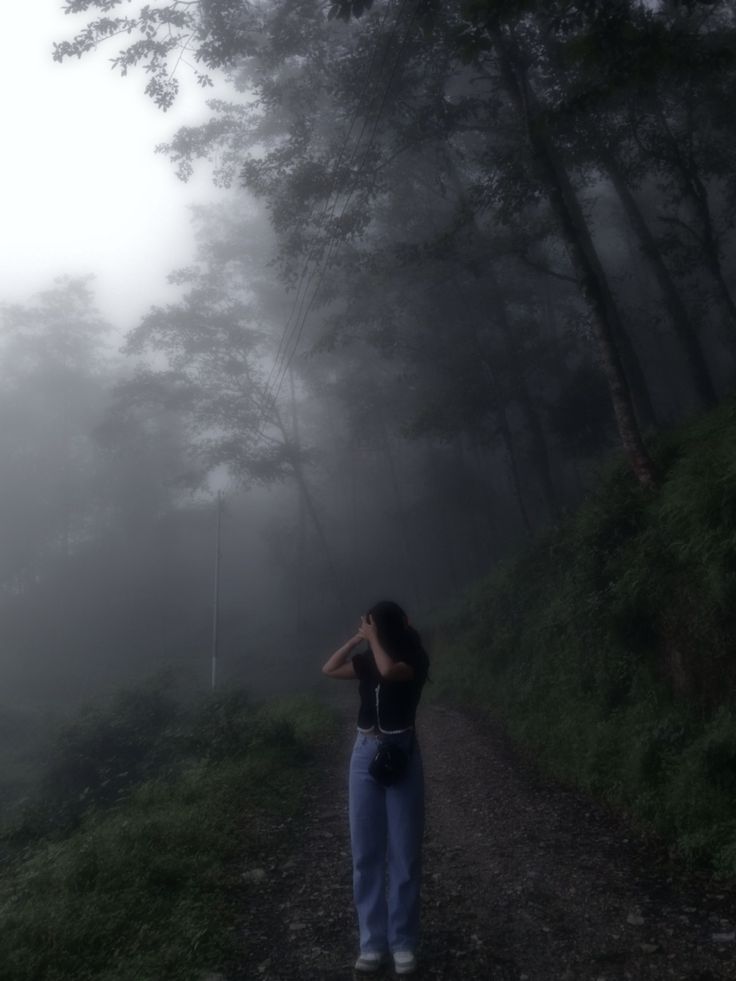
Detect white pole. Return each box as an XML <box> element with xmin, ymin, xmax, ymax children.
<box><xmin>211</xmin><ymin>491</ymin><xmax>223</xmax><ymax>691</ymax></box>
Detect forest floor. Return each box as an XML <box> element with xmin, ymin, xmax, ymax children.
<box><xmin>225</xmin><ymin>700</ymin><xmax>736</xmax><ymax>981</ymax></box>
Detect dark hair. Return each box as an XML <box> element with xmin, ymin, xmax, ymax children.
<box><xmin>366</xmin><ymin>600</ymin><xmax>431</xmax><ymax>683</ymax></box>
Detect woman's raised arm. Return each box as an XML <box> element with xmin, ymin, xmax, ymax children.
<box><xmin>322</xmin><ymin>633</ymin><xmax>362</xmax><ymax>679</ymax></box>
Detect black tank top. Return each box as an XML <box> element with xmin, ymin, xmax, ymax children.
<box><xmin>351</xmin><ymin>645</ymin><xmax>429</xmax><ymax>733</ymax></box>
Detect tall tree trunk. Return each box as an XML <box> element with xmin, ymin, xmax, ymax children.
<box><xmin>595</xmin><ymin>139</ymin><xmax>719</xmax><ymax>408</ymax></box>
<box><xmin>376</xmin><ymin>409</ymin><xmax>421</xmax><ymax>612</ymax></box>
<box><xmin>609</xmin><ymin>311</ymin><xmax>659</xmax><ymax>432</ymax></box>
<box><xmin>292</xmin><ymin>461</ymin><xmax>349</xmax><ymax>616</ymax></box>
<box><xmin>273</xmin><ymin>406</ymin><xmax>349</xmax><ymax>616</ymax></box>
<box><xmin>492</xmin><ymin>27</ymin><xmax>658</xmax><ymax>488</ymax></box>
<box><xmin>652</xmin><ymin>99</ymin><xmax>736</xmax><ymax>343</ymax></box>
<box><xmin>461</xmin><ymin>226</ymin><xmax>565</xmax><ymax>520</ymax></box>
<box><xmin>540</xmin><ymin>277</ymin><xmax>586</xmax><ymax>503</ymax></box>
<box><xmin>470</xmin><ymin>353</ymin><xmax>535</xmax><ymax>538</ymax></box>
<box><xmin>447</xmin><ymin>276</ymin><xmax>535</xmax><ymax>536</ymax></box>
<box><xmin>454</xmin><ymin>435</ymin><xmax>492</xmax><ymax>579</ymax></box>
<box><xmin>436</xmin><ymin>445</ymin><xmax>462</xmax><ymax>599</ymax></box>
<box><xmin>485</xmin><ymin>267</ymin><xmax>561</xmax><ymax>521</ymax></box>
<box><xmin>441</xmin><ymin>151</ymin><xmax>564</xmax><ymax>520</ymax></box>
<box><xmin>289</xmin><ymin>369</ymin><xmax>307</xmax><ymax>642</ymax></box>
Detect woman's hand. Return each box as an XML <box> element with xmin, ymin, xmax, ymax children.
<box><xmin>358</xmin><ymin>614</ymin><xmax>378</xmax><ymax>645</ymax></box>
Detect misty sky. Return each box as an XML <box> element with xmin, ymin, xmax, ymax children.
<box><xmin>1</xmin><ymin>2</ymin><xmax>222</xmax><ymax>331</ymax></box>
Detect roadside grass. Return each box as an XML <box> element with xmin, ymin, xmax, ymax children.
<box><xmin>0</xmin><ymin>684</ymin><xmax>338</xmax><ymax>981</ymax></box>
<box><xmin>429</xmin><ymin>394</ymin><xmax>736</xmax><ymax>879</ymax></box>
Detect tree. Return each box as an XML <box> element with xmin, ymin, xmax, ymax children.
<box><xmin>54</xmin><ymin>0</ymin><xmax>736</xmax><ymax>493</ymax></box>
<box><xmin>0</xmin><ymin>277</ymin><xmax>110</xmax><ymax>589</ymax></box>
<box><xmin>116</xmin><ymin>200</ymin><xmax>352</xmax><ymax>610</ymax></box>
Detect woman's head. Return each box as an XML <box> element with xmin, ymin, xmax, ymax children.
<box><xmin>366</xmin><ymin>600</ymin><xmax>418</xmax><ymax>657</ymax></box>
<box><xmin>366</xmin><ymin>599</ymin><xmax>431</xmax><ymax>684</ymax></box>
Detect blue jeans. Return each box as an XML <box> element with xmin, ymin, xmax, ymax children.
<box><xmin>348</xmin><ymin>729</ymin><xmax>424</xmax><ymax>955</ymax></box>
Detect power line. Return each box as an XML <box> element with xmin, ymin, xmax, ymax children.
<box><xmin>253</xmin><ymin>0</ymin><xmax>424</xmax><ymax>436</ymax></box>
<box><xmin>264</xmin><ymin>0</ymin><xmax>425</xmax><ymax>409</ymax></box>
<box><xmin>260</xmin><ymin>0</ymin><xmax>401</xmax><ymax>398</ymax></box>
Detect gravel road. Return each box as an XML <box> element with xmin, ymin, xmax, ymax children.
<box><xmin>229</xmin><ymin>700</ymin><xmax>736</xmax><ymax>981</ymax></box>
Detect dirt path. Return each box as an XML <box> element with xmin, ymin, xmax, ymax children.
<box><xmin>230</xmin><ymin>701</ymin><xmax>736</xmax><ymax>981</ymax></box>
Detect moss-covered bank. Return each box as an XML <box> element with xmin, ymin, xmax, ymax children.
<box><xmin>431</xmin><ymin>395</ymin><xmax>736</xmax><ymax>879</ymax></box>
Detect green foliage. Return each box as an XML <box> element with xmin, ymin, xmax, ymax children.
<box><xmin>253</xmin><ymin>692</ymin><xmax>338</xmax><ymax>746</ymax></box>
<box><xmin>3</xmin><ymin>684</ymin><xmax>186</xmax><ymax>845</ymax></box>
<box><xmin>433</xmin><ymin>394</ymin><xmax>736</xmax><ymax>878</ymax></box>
<box><xmin>0</xmin><ymin>683</ymin><xmax>339</xmax><ymax>981</ymax></box>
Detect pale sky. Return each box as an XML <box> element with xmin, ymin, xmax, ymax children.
<box><xmin>0</xmin><ymin>2</ymin><xmax>225</xmax><ymax>331</ymax></box>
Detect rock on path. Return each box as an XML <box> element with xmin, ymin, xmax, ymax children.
<box><xmin>228</xmin><ymin>701</ymin><xmax>736</xmax><ymax>981</ymax></box>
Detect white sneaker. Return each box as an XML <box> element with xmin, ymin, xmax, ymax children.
<box><xmin>392</xmin><ymin>950</ymin><xmax>417</xmax><ymax>975</ymax></box>
<box><xmin>354</xmin><ymin>951</ymin><xmax>385</xmax><ymax>973</ymax></box>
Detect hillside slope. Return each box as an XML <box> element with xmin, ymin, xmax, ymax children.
<box><xmin>431</xmin><ymin>394</ymin><xmax>736</xmax><ymax>878</ymax></box>
<box><xmin>0</xmin><ymin>688</ymin><xmax>335</xmax><ymax>981</ymax></box>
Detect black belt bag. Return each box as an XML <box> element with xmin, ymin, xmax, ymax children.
<box><xmin>369</xmin><ymin>731</ymin><xmax>415</xmax><ymax>787</ymax></box>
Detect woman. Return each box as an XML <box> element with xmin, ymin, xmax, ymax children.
<box><xmin>322</xmin><ymin>600</ymin><xmax>430</xmax><ymax>976</ymax></box>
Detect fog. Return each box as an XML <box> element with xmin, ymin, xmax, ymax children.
<box><xmin>1</xmin><ymin>2</ymin><xmax>218</xmax><ymax>329</ymax></box>
<box><xmin>2</xmin><ymin>0</ymin><xmax>735</xmax><ymax>715</ymax></box>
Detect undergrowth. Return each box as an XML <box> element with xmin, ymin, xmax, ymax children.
<box><xmin>430</xmin><ymin>394</ymin><xmax>736</xmax><ymax>879</ymax></box>
<box><xmin>0</xmin><ymin>684</ymin><xmax>338</xmax><ymax>981</ymax></box>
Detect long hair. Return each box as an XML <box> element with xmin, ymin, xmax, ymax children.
<box><xmin>367</xmin><ymin>600</ymin><xmax>431</xmax><ymax>683</ymax></box>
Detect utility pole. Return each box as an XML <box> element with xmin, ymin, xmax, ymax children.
<box><xmin>211</xmin><ymin>491</ymin><xmax>223</xmax><ymax>691</ymax></box>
